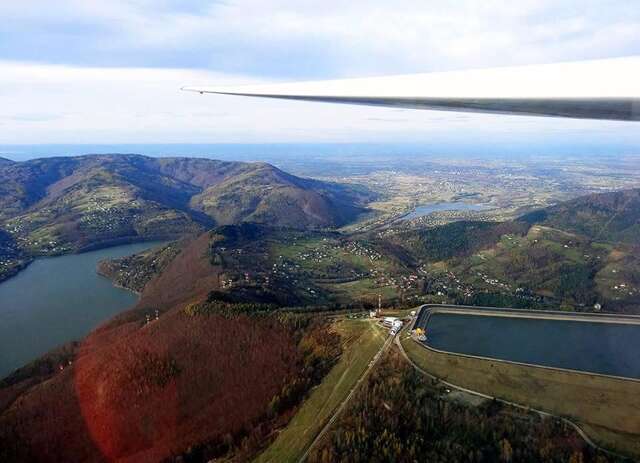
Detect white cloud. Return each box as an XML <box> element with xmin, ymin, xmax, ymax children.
<box><xmin>1</xmin><ymin>1</ymin><xmax>639</xmax><ymax>76</ymax></box>
<box><xmin>1</xmin><ymin>1</ymin><xmax>639</xmax><ymax>143</ymax></box>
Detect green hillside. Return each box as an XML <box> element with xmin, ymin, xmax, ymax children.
<box><xmin>192</xmin><ymin>162</ymin><xmax>370</xmax><ymax>228</ymax></box>
<box><xmin>521</xmin><ymin>188</ymin><xmax>640</xmax><ymax>245</ymax></box>
<box><xmin>99</xmin><ymin>187</ymin><xmax>640</xmax><ymax>314</ymax></box>
<box><xmin>376</xmin><ymin>188</ymin><xmax>640</xmax><ymax>312</ymax></box>
<box><xmin>0</xmin><ymin>154</ymin><xmax>373</xmax><ymax>281</ymax></box>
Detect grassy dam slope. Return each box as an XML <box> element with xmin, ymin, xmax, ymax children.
<box><xmin>405</xmin><ymin>305</ymin><xmax>640</xmax><ymax>457</ymax></box>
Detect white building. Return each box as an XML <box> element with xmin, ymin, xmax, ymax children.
<box><xmin>382</xmin><ymin>316</ymin><xmax>398</xmax><ymax>327</ymax></box>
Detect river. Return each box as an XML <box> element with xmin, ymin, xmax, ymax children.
<box><xmin>422</xmin><ymin>312</ymin><xmax>640</xmax><ymax>379</ymax></box>
<box><xmin>0</xmin><ymin>241</ymin><xmax>164</xmax><ymax>378</ymax></box>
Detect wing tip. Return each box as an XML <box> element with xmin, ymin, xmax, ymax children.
<box><xmin>181</xmin><ymin>86</ymin><xmax>202</xmax><ymax>93</ymax></box>
<box><xmin>181</xmin><ymin>86</ymin><xmax>226</xmax><ymax>94</ymax></box>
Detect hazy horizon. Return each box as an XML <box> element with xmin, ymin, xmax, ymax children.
<box><xmin>2</xmin><ymin>1</ymin><xmax>639</xmax><ymax>144</ymax></box>
<box><xmin>3</xmin><ymin>140</ymin><xmax>640</xmax><ymax>163</ymax></box>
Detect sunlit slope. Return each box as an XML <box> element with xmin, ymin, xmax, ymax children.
<box><xmin>191</xmin><ymin>162</ymin><xmax>372</xmax><ymax>228</ymax></box>
<box><xmin>0</xmin><ymin>154</ymin><xmax>371</xmax><ymax>258</ymax></box>
<box><xmin>386</xmin><ymin>188</ymin><xmax>640</xmax><ymax>312</ymax></box>
<box><xmin>522</xmin><ymin>188</ymin><xmax>640</xmax><ymax>245</ymax></box>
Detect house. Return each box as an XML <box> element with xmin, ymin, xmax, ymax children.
<box><xmin>382</xmin><ymin>316</ymin><xmax>398</xmax><ymax>327</ymax></box>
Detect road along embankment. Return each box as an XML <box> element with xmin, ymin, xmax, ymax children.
<box><xmin>413</xmin><ymin>304</ymin><xmax>640</xmax><ymax>379</ymax></box>
<box><xmin>406</xmin><ymin>304</ymin><xmax>640</xmax><ymax>457</ymax></box>
<box><xmin>413</xmin><ymin>303</ymin><xmax>640</xmax><ymax>327</ymax></box>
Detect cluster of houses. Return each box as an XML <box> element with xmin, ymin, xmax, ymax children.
<box><xmin>293</xmin><ymin>239</ymin><xmax>382</xmax><ymax>266</ymax></box>
<box><xmin>370</xmin><ymin>269</ymin><xmax>421</xmax><ymax>294</ymax></box>
<box><xmin>296</xmin><ymin>246</ymin><xmax>330</xmax><ymax>263</ymax></box>
<box><xmin>344</xmin><ymin>241</ymin><xmax>382</xmax><ymax>262</ymax></box>
<box><xmin>78</xmin><ymin>208</ymin><xmax>133</xmax><ymax>233</ymax></box>
<box><xmin>611</xmin><ymin>282</ymin><xmax>637</xmax><ymax>297</ymax></box>
<box><xmin>410</xmin><ymin>208</ymin><xmax>493</xmax><ymax>228</ymax></box>
<box><xmin>6</xmin><ymin>221</ymin><xmax>69</xmax><ymax>255</ymax></box>
<box><xmin>475</xmin><ymin>271</ymin><xmax>511</xmax><ymax>291</ymax></box>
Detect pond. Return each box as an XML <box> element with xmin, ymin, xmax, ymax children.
<box><xmin>0</xmin><ymin>241</ymin><xmax>164</xmax><ymax>378</ymax></box>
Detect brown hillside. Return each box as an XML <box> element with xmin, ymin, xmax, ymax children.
<box><xmin>0</xmin><ymin>305</ymin><xmax>301</xmax><ymax>462</ymax></box>
<box><xmin>0</xmin><ymin>231</ymin><xmax>340</xmax><ymax>462</ymax></box>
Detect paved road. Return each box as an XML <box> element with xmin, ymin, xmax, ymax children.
<box><xmin>298</xmin><ymin>331</ymin><xmax>394</xmax><ymax>463</ymax></box>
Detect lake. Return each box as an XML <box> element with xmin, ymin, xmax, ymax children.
<box><xmin>422</xmin><ymin>312</ymin><xmax>640</xmax><ymax>379</ymax></box>
<box><xmin>404</xmin><ymin>202</ymin><xmax>490</xmax><ymax>220</ymax></box>
<box><xmin>0</xmin><ymin>241</ymin><xmax>164</xmax><ymax>378</ymax></box>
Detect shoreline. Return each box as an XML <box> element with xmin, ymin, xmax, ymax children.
<box><xmin>95</xmin><ymin>266</ymin><xmax>143</xmax><ymax>296</ymax></box>
<box><xmin>0</xmin><ymin>235</ymin><xmax>177</xmax><ymax>285</ymax></box>
<box><xmin>0</xmin><ymin>240</ymin><xmax>169</xmax><ymax>380</ymax></box>
<box><xmin>0</xmin><ymin>258</ymin><xmax>34</xmax><ymax>285</ymax></box>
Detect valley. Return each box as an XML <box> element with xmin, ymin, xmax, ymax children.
<box><xmin>1</xmin><ymin>153</ymin><xmax>639</xmax><ymax>462</ymax></box>
<box><xmin>95</xmin><ymin>184</ymin><xmax>640</xmax><ymax>318</ymax></box>
<box><xmin>4</xmin><ymin>2</ymin><xmax>640</xmax><ymax>461</ymax></box>
<box><xmin>311</xmin><ymin>153</ymin><xmax>640</xmax><ymax>230</ymax></box>
<box><xmin>0</xmin><ymin>154</ymin><xmax>373</xmax><ymax>283</ymax></box>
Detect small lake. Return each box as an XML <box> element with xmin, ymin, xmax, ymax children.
<box><xmin>404</xmin><ymin>202</ymin><xmax>490</xmax><ymax>220</ymax></box>
<box><xmin>0</xmin><ymin>241</ymin><xmax>164</xmax><ymax>378</ymax></box>
<box><xmin>422</xmin><ymin>312</ymin><xmax>640</xmax><ymax>379</ymax></box>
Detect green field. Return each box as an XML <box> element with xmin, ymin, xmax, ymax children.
<box><xmin>255</xmin><ymin>319</ymin><xmax>386</xmax><ymax>463</ymax></box>
<box><xmin>323</xmin><ymin>278</ymin><xmax>399</xmax><ymax>303</ymax></box>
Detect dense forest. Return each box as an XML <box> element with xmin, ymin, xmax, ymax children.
<box><xmin>0</xmin><ymin>305</ymin><xmax>341</xmax><ymax>463</ymax></box>
<box><xmin>387</xmin><ymin>220</ymin><xmax>531</xmax><ymax>263</ymax></box>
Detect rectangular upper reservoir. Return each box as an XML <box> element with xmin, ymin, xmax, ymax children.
<box><xmin>415</xmin><ymin>306</ymin><xmax>640</xmax><ymax>380</ymax></box>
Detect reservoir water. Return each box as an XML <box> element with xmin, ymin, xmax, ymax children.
<box><xmin>423</xmin><ymin>312</ymin><xmax>640</xmax><ymax>379</ymax></box>
<box><xmin>404</xmin><ymin>202</ymin><xmax>489</xmax><ymax>220</ymax></box>
<box><xmin>0</xmin><ymin>241</ymin><xmax>163</xmax><ymax>378</ymax></box>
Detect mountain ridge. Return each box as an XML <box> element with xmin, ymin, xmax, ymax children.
<box><xmin>0</xmin><ymin>154</ymin><xmax>373</xmax><ymax>281</ymax></box>
<box><xmin>520</xmin><ymin>188</ymin><xmax>640</xmax><ymax>245</ymax></box>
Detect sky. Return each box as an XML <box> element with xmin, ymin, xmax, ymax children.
<box><xmin>1</xmin><ymin>0</ymin><xmax>639</xmax><ymax>145</ymax></box>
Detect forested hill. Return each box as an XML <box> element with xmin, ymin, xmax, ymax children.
<box><xmin>382</xmin><ymin>187</ymin><xmax>640</xmax><ymax>313</ymax></box>
<box><xmin>386</xmin><ymin>187</ymin><xmax>640</xmax><ymax>263</ymax></box>
<box><xmin>0</xmin><ymin>154</ymin><xmax>372</xmax><ymax>258</ymax></box>
<box><xmin>521</xmin><ymin>188</ymin><xmax>640</xmax><ymax>245</ymax></box>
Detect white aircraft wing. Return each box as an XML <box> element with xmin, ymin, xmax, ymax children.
<box><xmin>182</xmin><ymin>57</ymin><xmax>640</xmax><ymax>121</ymax></box>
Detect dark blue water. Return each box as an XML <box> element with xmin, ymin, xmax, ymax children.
<box><xmin>424</xmin><ymin>313</ymin><xmax>640</xmax><ymax>379</ymax></box>
<box><xmin>0</xmin><ymin>242</ymin><xmax>164</xmax><ymax>378</ymax></box>
<box><xmin>404</xmin><ymin>202</ymin><xmax>489</xmax><ymax>220</ymax></box>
